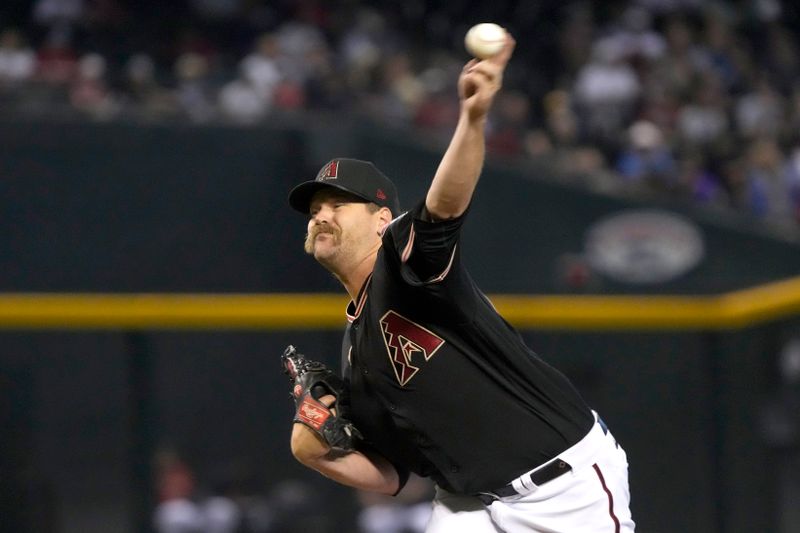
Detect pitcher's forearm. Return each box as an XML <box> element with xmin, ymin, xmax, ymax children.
<box><xmin>426</xmin><ymin>114</ymin><xmax>486</xmax><ymax>220</ymax></box>
<box><xmin>291</xmin><ymin>423</ymin><xmax>399</xmax><ymax>494</ymax></box>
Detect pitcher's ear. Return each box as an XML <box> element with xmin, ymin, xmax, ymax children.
<box><xmin>377</xmin><ymin>206</ymin><xmax>393</xmax><ymax>234</ymax></box>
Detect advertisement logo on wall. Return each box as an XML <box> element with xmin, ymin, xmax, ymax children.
<box><xmin>584</xmin><ymin>209</ymin><xmax>705</xmax><ymax>284</ymax></box>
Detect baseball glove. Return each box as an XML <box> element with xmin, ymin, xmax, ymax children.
<box><xmin>281</xmin><ymin>345</ymin><xmax>362</xmax><ymax>451</ymax></box>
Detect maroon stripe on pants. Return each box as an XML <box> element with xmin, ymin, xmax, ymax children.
<box><xmin>592</xmin><ymin>463</ymin><xmax>621</xmax><ymax>533</ymax></box>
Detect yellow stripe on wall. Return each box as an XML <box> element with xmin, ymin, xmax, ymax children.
<box><xmin>0</xmin><ymin>276</ymin><xmax>799</xmax><ymax>331</ymax></box>
<box><xmin>488</xmin><ymin>295</ymin><xmax>723</xmax><ymax>330</ymax></box>
<box><xmin>0</xmin><ymin>293</ymin><xmax>348</xmax><ymax>330</ymax></box>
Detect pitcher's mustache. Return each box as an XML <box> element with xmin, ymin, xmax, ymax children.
<box><xmin>309</xmin><ymin>224</ymin><xmax>340</xmax><ymax>239</ymax></box>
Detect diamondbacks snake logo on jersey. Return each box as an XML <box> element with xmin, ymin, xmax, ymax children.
<box><xmin>380</xmin><ymin>310</ymin><xmax>445</xmax><ymax>386</ymax></box>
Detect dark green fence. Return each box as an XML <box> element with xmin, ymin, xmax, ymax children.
<box><xmin>2</xmin><ymin>118</ymin><xmax>799</xmax><ymax>532</ymax></box>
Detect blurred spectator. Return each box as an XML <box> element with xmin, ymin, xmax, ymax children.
<box><xmin>0</xmin><ymin>28</ymin><xmax>36</xmax><ymax>85</ymax></box>
<box><xmin>602</xmin><ymin>5</ymin><xmax>667</xmax><ymax>65</ymax></box>
<box><xmin>238</xmin><ymin>31</ymin><xmax>306</xmax><ymax>112</ymax></box>
<box><xmin>566</xmin><ymin>147</ymin><xmax>614</xmax><ymax>185</ymax></box>
<box><xmin>761</xmin><ymin>23</ymin><xmax>800</xmax><ymax>96</ymax></box>
<box><xmin>696</xmin><ymin>10</ymin><xmax>745</xmax><ymax>92</ymax></box>
<box><xmin>202</xmin><ymin>496</ymin><xmax>241</xmax><ymax>533</ymax></box>
<box><xmin>266</xmin><ymin>2</ymin><xmax>335</xmax><ymax>111</ymax></box>
<box><xmin>675</xmin><ymin>73</ymin><xmax>729</xmax><ymax>149</ymax></box>
<box><xmin>35</xmin><ymin>28</ymin><xmax>78</xmax><ymax>85</ymax></box>
<box><xmin>69</xmin><ymin>52</ymin><xmax>117</xmax><ymax>119</ymax></box>
<box><xmin>274</xmin><ymin>9</ymin><xmax>327</xmax><ymax>86</ymax></box>
<box><xmin>616</xmin><ymin>120</ymin><xmax>678</xmax><ymax>192</ymax></box>
<box><xmin>174</xmin><ymin>21</ymin><xmax>221</xmax><ymax>66</ymax></box>
<box><xmin>782</xmin><ymin>85</ymin><xmax>800</xmax><ymax>143</ymax></box>
<box><xmin>32</xmin><ymin>0</ymin><xmax>84</xmax><ymax>35</ymax></box>
<box><xmin>356</xmin><ymin>474</ymin><xmax>433</xmax><ymax>533</ymax></box>
<box><xmin>263</xmin><ymin>478</ymin><xmax>336</xmax><ymax>533</ymax></box>
<box><xmin>735</xmin><ymin>75</ymin><xmax>784</xmax><ymax>139</ymax></box>
<box><xmin>173</xmin><ymin>52</ymin><xmax>217</xmax><ymax>123</ymax></box>
<box><xmin>529</xmin><ymin>88</ymin><xmax>620</xmax><ymax>192</ymax></box>
<box><xmin>524</xmin><ymin>128</ymin><xmax>554</xmax><ymax>159</ymax></box>
<box><xmin>486</xmin><ymin>90</ymin><xmax>532</xmax><ymax>157</ymax></box>
<box><xmin>338</xmin><ymin>8</ymin><xmax>390</xmax><ymax>93</ymax></box>
<box><xmin>204</xmin><ymin>462</ymin><xmax>273</xmax><ymax>533</ymax></box>
<box><xmin>303</xmin><ymin>39</ymin><xmax>347</xmax><ymax>110</ymax></box>
<box><xmin>368</xmin><ymin>51</ymin><xmax>424</xmax><ymax>126</ymax></box>
<box><xmin>218</xmin><ymin>74</ymin><xmax>267</xmax><ymax>124</ymax></box>
<box><xmin>758</xmin><ymin>333</ymin><xmax>800</xmax><ymax>532</ymax></box>
<box><xmin>153</xmin><ymin>450</ymin><xmax>204</xmax><ymax>533</ymax></box>
<box><xmin>413</xmin><ymin>56</ymin><xmax>462</xmax><ymax>136</ymax></box>
<box><xmin>542</xmin><ymin>89</ymin><xmax>580</xmax><ymax>149</ymax></box>
<box><xmin>119</xmin><ymin>53</ymin><xmax>178</xmax><ymax>120</ymax></box>
<box><xmin>152</xmin><ymin>448</ymin><xmax>340</xmax><ymax>533</ymax></box>
<box><xmin>556</xmin><ymin>4</ymin><xmax>596</xmax><ymax>83</ymax></box>
<box><xmin>32</xmin><ymin>0</ymin><xmax>84</xmax><ymax>23</ymax></box>
<box><xmin>153</xmin><ymin>452</ymin><xmax>270</xmax><ymax>533</ymax></box>
<box><xmin>649</xmin><ymin>16</ymin><xmax>703</xmax><ymax>102</ymax></box>
<box><xmin>740</xmin><ymin>137</ymin><xmax>793</xmax><ymax>221</ymax></box>
<box><xmin>239</xmin><ymin>33</ymin><xmax>282</xmax><ymax>106</ymax></box>
<box><xmin>676</xmin><ymin>151</ymin><xmax>729</xmax><ymax>208</ymax></box>
<box><xmin>637</xmin><ymin>80</ymin><xmax>681</xmax><ymax>140</ymax></box>
<box><xmin>781</xmin><ymin>146</ymin><xmax>800</xmax><ymax>223</ymax></box>
<box><xmin>573</xmin><ymin>37</ymin><xmax>641</xmax><ymax>154</ymax></box>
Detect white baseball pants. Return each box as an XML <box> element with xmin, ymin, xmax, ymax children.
<box><xmin>425</xmin><ymin>412</ymin><xmax>635</xmax><ymax>532</ymax></box>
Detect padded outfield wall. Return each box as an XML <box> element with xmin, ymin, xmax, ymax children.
<box><xmin>2</xmin><ymin>118</ymin><xmax>800</xmax><ymax>532</ymax></box>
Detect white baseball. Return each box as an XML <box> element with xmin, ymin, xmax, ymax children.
<box><xmin>464</xmin><ymin>23</ymin><xmax>506</xmax><ymax>59</ymax></box>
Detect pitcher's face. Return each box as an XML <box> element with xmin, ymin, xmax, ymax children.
<box><xmin>305</xmin><ymin>190</ymin><xmax>382</xmax><ymax>267</ymax></box>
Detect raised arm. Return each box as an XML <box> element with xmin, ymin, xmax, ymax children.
<box><xmin>425</xmin><ymin>32</ymin><xmax>516</xmax><ymax>220</ymax></box>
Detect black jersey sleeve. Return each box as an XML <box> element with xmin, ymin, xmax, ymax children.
<box><xmin>383</xmin><ymin>201</ymin><xmax>467</xmax><ymax>285</ymax></box>
<box><xmin>337</xmin><ymin>384</ymin><xmax>412</xmax><ymax>495</ymax></box>
<box><xmin>340</xmin><ymin>326</ymin><xmax>411</xmax><ymax>495</ymax></box>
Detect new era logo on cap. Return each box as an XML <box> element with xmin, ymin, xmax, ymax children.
<box><xmin>288</xmin><ymin>158</ymin><xmax>401</xmax><ymax>215</ymax></box>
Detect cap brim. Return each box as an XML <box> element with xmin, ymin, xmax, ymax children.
<box><xmin>287</xmin><ymin>181</ymin><xmax>370</xmax><ymax>214</ymax></box>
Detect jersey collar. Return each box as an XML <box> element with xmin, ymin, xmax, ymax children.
<box><xmin>346</xmin><ymin>273</ymin><xmax>372</xmax><ymax>323</ymax></box>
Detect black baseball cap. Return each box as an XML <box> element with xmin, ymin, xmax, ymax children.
<box><xmin>288</xmin><ymin>158</ymin><xmax>401</xmax><ymax>215</ymax></box>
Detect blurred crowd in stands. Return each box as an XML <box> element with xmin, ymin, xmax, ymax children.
<box><xmin>2</xmin><ymin>0</ymin><xmax>800</xmax><ymax>230</ymax></box>
<box><xmin>151</xmin><ymin>448</ymin><xmax>434</xmax><ymax>533</ymax></box>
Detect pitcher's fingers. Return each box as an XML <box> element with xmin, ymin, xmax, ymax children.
<box><xmin>489</xmin><ymin>31</ymin><xmax>516</xmax><ymax>66</ymax></box>
<box><xmin>465</xmin><ymin>61</ymin><xmax>502</xmax><ymax>84</ymax></box>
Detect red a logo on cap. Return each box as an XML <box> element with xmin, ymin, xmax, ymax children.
<box><xmin>376</xmin><ymin>189</ymin><xmax>387</xmax><ymax>201</ymax></box>
<box><xmin>317</xmin><ymin>161</ymin><xmax>338</xmax><ymax>181</ymax></box>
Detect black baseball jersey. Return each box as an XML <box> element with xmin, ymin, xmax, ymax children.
<box><xmin>339</xmin><ymin>201</ymin><xmax>594</xmax><ymax>495</ymax></box>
